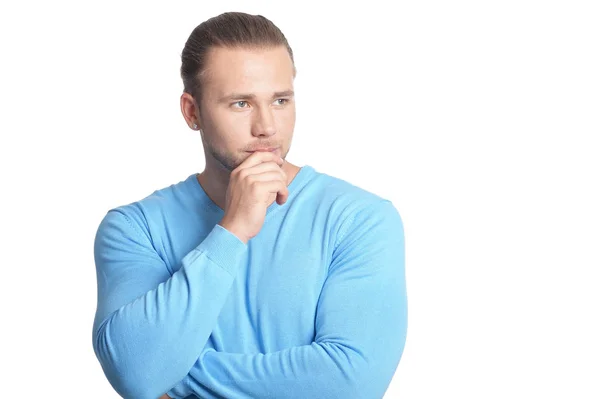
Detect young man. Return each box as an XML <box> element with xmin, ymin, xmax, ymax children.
<box><xmin>92</xmin><ymin>12</ymin><xmax>407</xmax><ymax>399</ymax></box>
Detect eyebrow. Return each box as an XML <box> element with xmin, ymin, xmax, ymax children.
<box><xmin>218</xmin><ymin>90</ymin><xmax>294</xmax><ymax>103</ymax></box>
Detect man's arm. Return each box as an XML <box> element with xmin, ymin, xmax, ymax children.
<box><xmin>167</xmin><ymin>200</ymin><xmax>408</xmax><ymax>399</ymax></box>
<box><xmin>93</xmin><ymin>208</ymin><xmax>247</xmax><ymax>399</ymax></box>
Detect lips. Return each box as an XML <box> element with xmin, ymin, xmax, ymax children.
<box><xmin>247</xmin><ymin>147</ymin><xmax>278</xmax><ymax>152</ymax></box>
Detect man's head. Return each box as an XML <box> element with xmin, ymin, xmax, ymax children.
<box><xmin>180</xmin><ymin>12</ymin><xmax>297</xmax><ymax>173</ymax></box>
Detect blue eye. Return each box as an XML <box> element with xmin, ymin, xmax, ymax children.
<box><xmin>275</xmin><ymin>99</ymin><xmax>288</xmax><ymax>105</ymax></box>
<box><xmin>233</xmin><ymin>101</ymin><xmax>248</xmax><ymax>108</ymax></box>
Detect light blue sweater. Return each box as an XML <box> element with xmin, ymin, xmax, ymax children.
<box><xmin>92</xmin><ymin>165</ymin><xmax>407</xmax><ymax>399</ymax></box>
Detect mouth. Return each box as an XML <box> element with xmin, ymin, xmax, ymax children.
<box><xmin>246</xmin><ymin>147</ymin><xmax>279</xmax><ymax>153</ymax></box>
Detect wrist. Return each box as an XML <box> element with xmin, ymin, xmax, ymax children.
<box><xmin>218</xmin><ymin>221</ymin><xmax>249</xmax><ymax>244</ymax></box>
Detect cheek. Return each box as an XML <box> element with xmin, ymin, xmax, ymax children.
<box><xmin>218</xmin><ymin>106</ymin><xmax>250</xmax><ymax>124</ymax></box>
<box><xmin>277</xmin><ymin>107</ymin><xmax>296</xmax><ymax>127</ymax></box>
<box><xmin>207</xmin><ymin>110</ymin><xmax>248</xmax><ymax>141</ymax></box>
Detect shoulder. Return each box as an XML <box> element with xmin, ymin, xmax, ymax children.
<box><xmin>95</xmin><ymin>174</ymin><xmax>196</xmax><ymax>239</ymax></box>
<box><xmin>304</xmin><ymin>165</ymin><xmax>400</xmax><ymax>220</ymax></box>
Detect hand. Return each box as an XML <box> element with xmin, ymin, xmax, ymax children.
<box><xmin>218</xmin><ymin>151</ymin><xmax>288</xmax><ymax>244</ymax></box>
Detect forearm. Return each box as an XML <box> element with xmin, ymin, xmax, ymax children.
<box><xmin>169</xmin><ymin>338</ymin><xmax>405</xmax><ymax>399</ymax></box>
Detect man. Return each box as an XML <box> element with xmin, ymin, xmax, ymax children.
<box><xmin>92</xmin><ymin>11</ymin><xmax>407</xmax><ymax>399</ymax></box>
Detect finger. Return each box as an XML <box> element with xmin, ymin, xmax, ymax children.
<box><xmin>276</xmin><ymin>189</ymin><xmax>288</xmax><ymax>205</ymax></box>
<box><xmin>239</xmin><ymin>161</ymin><xmax>286</xmax><ymax>178</ymax></box>
<box><xmin>237</xmin><ymin>151</ymin><xmax>283</xmax><ymax>171</ymax></box>
<box><xmin>245</xmin><ymin>170</ymin><xmax>286</xmax><ymax>184</ymax></box>
<box><xmin>257</xmin><ymin>180</ymin><xmax>289</xmax><ymax>199</ymax></box>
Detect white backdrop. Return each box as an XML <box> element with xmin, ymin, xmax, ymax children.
<box><xmin>1</xmin><ymin>0</ymin><xmax>598</xmax><ymax>398</ymax></box>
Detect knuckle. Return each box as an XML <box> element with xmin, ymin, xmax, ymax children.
<box><xmin>238</xmin><ymin>169</ymin><xmax>249</xmax><ymax>180</ymax></box>
<box><xmin>245</xmin><ymin>174</ymin><xmax>256</xmax><ymax>185</ymax></box>
<box><xmin>250</xmin><ymin>180</ymin><xmax>260</xmax><ymax>192</ymax></box>
<box><xmin>231</xmin><ymin>169</ymin><xmax>243</xmax><ymax>181</ymax></box>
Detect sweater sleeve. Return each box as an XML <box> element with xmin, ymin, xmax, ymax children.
<box><xmin>92</xmin><ymin>209</ymin><xmax>247</xmax><ymax>399</ymax></box>
<box><xmin>167</xmin><ymin>200</ymin><xmax>408</xmax><ymax>399</ymax></box>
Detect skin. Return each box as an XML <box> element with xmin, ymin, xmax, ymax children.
<box><xmin>160</xmin><ymin>45</ymin><xmax>300</xmax><ymax>398</ymax></box>
<box><xmin>180</xmin><ymin>45</ymin><xmax>301</xmax><ymax>211</ymax></box>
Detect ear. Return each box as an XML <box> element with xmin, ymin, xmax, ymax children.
<box><xmin>180</xmin><ymin>92</ymin><xmax>201</xmax><ymax>130</ymax></box>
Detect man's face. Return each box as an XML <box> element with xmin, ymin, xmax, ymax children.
<box><xmin>196</xmin><ymin>45</ymin><xmax>296</xmax><ymax>172</ymax></box>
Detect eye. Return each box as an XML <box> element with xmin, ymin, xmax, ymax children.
<box><xmin>232</xmin><ymin>101</ymin><xmax>249</xmax><ymax>108</ymax></box>
<box><xmin>274</xmin><ymin>99</ymin><xmax>289</xmax><ymax>106</ymax></box>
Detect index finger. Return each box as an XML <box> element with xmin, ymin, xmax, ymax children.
<box><xmin>238</xmin><ymin>150</ymin><xmax>284</xmax><ymax>170</ymax></box>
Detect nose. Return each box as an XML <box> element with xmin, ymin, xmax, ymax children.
<box><xmin>251</xmin><ymin>105</ymin><xmax>276</xmax><ymax>137</ymax></box>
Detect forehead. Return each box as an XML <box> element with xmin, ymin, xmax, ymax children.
<box><xmin>202</xmin><ymin>46</ymin><xmax>295</xmax><ymax>96</ymax></box>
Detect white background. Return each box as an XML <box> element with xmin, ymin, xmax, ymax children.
<box><xmin>1</xmin><ymin>0</ymin><xmax>598</xmax><ymax>398</ymax></box>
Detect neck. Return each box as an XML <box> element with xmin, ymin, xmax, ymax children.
<box><xmin>197</xmin><ymin>159</ymin><xmax>301</xmax><ymax>211</ymax></box>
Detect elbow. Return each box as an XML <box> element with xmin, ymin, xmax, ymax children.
<box><xmin>343</xmin><ymin>357</ymin><xmax>401</xmax><ymax>399</ymax></box>
<box><xmin>93</xmin><ymin>324</ymin><xmax>144</xmax><ymax>398</ymax></box>
<box><xmin>346</xmin><ymin>358</ymin><xmax>392</xmax><ymax>399</ymax></box>
<box><xmin>108</xmin><ymin>378</ymin><xmax>156</xmax><ymax>399</ymax></box>
<box><xmin>93</xmin><ymin>320</ymin><xmax>178</xmax><ymax>399</ymax></box>
<box><xmin>321</xmin><ymin>341</ymin><xmax>405</xmax><ymax>399</ymax></box>
<box><xmin>95</xmin><ymin>352</ymin><xmax>165</xmax><ymax>399</ymax></box>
